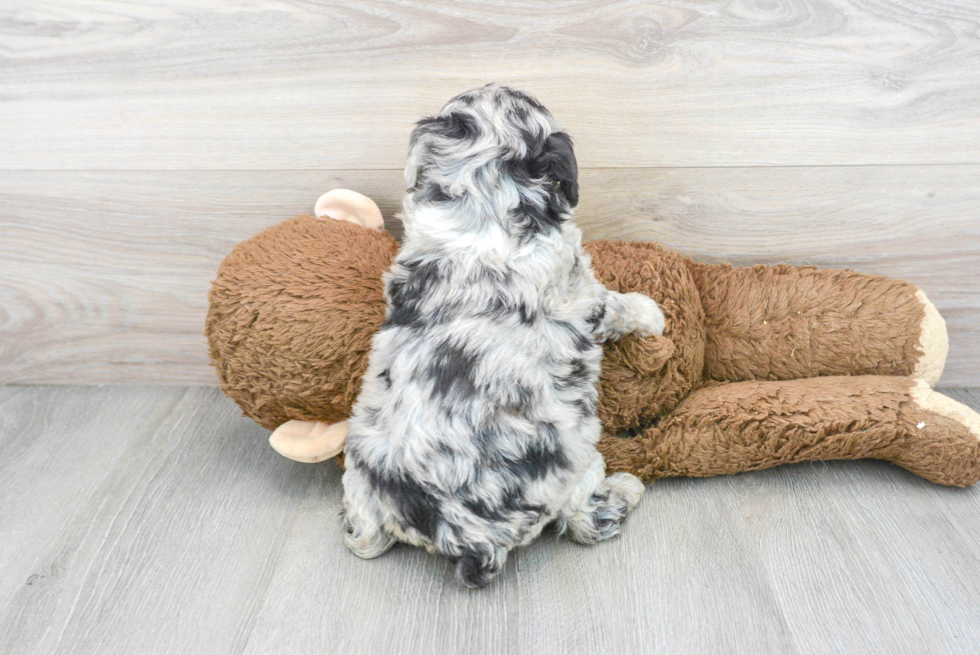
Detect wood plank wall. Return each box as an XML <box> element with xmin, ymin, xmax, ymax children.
<box><xmin>1</xmin><ymin>1</ymin><xmax>978</xmax><ymax>385</ymax></box>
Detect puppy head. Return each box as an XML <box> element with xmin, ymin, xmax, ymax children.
<box><xmin>404</xmin><ymin>84</ymin><xmax>578</xmax><ymax>237</ymax></box>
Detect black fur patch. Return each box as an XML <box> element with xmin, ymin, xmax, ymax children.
<box><xmin>409</xmin><ymin>116</ymin><xmax>442</xmax><ymax>150</ymax></box>
<box><xmin>589</xmin><ymin>490</ymin><xmax>629</xmax><ymax>535</ymax></box>
<box><xmin>511</xmin><ymin>191</ymin><xmax>563</xmax><ymax>237</ymax></box>
<box><xmin>481</xmin><ymin>292</ymin><xmax>536</xmax><ymax>325</ymax></box>
<box><xmin>540</xmin><ymin>132</ymin><xmax>579</xmax><ymax>208</ymax></box>
<box><xmin>459</xmin><ymin>465</ymin><xmax>547</xmax><ymax>523</ymax></box>
<box><xmin>420</xmin><ymin>183</ymin><xmax>453</xmax><ymax>204</ymax></box>
<box><xmin>553</xmin><ymin>358</ymin><xmax>591</xmax><ymax>389</ymax></box>
<box><xmin>383</xmin><ymin>297</ymin><xmax>421</xmax><ymax>328</ymax></box>
<box><xmin>436</xmin><ymin>441</ymin><xmax>456</xmax><ymax>457</ymax></box>
<box><xmin>508</xmin><ymin>88</ymin><xmax>546</xmax><ymax>113</ymax></box>
<box><xmin>461</xmin><ymin>489</ymin><xmax>546</xmax><ymax>523</ymax></box>
<box><xmin>574</xmin><ymin>330</ymin><xmax>595</xmax><ymax>352</ymax></box>
<box><xmin>471</xmin><ymin>421</ymin><xmax>569</xmax><ymax>482</ymax></box>
<box><xmin>517</xmin><ymin>301</ymin><xmax>536</xmax><ymax>324</ymax></box>
<box><xmin>428</xmin><ymin>342</ymin><xmax>479</xmax><ymax>401</ymax></box>
<box><xmin>462</xmin><ymin>496</ymin><xmax>499</xmax><ymax>521</ymax></box>
<box><xmin>586</xmin><ymin>302</ymin><xmax>606</xmax><ymax>331</ymax></box>
<box><xmin>360</xmin><ymin>463</ymin><xmax>443</xmax><ymax>540</ymax></box>
<box><xmin>442</xmin><ymin>110</ymin><xmax>481</xmax><ymax>141</ymax></box>
<box><xmin>557</xmin><ymin>321</ymin><xmax>598</xmax><ymax>352</ymax></box>
<box><xmin>570</xmin><ymin>396</ymin><xmax>597</xmax><ymax>419</ymax></box>
<box><xmin>409</xmin><ymin>111</ymin><xmax>479</xmax><ymax>151</ymax></box>
<box><xmin>473</xmin><ymin>425</ymin><xmax>499</xmax><ymax>455</ymax></box>
<box><xmin>383</xmin><ymin>258</ymin><xmax>444</xmax><ymax>329</ymax></box>
<box><xmin>502</xmin><ymin>430</ymin><xmax>570</xmax><ymax>481</ymax></box>
<box><xmin>503</xmin><ymin>130</ymin><xmax>578</xmax><ymax>236</ymax></box>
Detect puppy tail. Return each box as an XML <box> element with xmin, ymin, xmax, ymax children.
<box><xmin>454</xmin><ymin>543</ymin><xmax>508</xmax><ymax>588</ymax></box>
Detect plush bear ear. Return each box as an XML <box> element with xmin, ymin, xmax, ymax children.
<box><xmin>314</xmin><ymin>189</ymin><xmax>384</xmax><ymax>231</ymax></box>
<box><xmin>541</xmin><ymin>131</ymin><xmax>579</xmax><ymax>208</ymax></box>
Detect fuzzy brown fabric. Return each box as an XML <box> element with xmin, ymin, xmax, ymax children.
<box><xmin>689</xmin><ymin>262</ymin><xmax>926</xmax><ymax>382</ymax></box>
<box><xmin>207</xmin><ymin>216</ymin><xmax>398</xmax><ymax>430</ymax></box>
<box><xmin>585</xmin><ymin>240</ymin><xmax>705</xmax><ymax>433</ymax></box>
<box><xmin>207</xmin><ymin>214</ymin><xmax>980</xmax><ymax>486</ymax></box>
<box><xmin>597</xmin><ymin>376</ymin><xmax>980</xmax><ymax>488</ymax></box>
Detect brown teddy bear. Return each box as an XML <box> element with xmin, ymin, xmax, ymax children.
<box><xmin>206</xmin><ymin>190</ymin><xmax>980</xmax><ymax>487</ymax></box>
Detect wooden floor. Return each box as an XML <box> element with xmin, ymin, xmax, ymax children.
<box><xmin>1</xmin><ymin>385</ymin><xmax>979</xmax><ymax>655</ymax></box>
<box><xmin>2</xmin><ymin>2</ymin><xmax>979</xmax><ymax>652</ymax></box>
<box><xmin>2</xmin><ymin>0</ymin><xmax>980</xmax><ymax>387</ymax></box>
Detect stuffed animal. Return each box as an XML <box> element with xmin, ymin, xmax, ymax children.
<box><xmin>206</xmin><ymin>190</ymin><xmax>980</xmax><ymax>487</ymax></box>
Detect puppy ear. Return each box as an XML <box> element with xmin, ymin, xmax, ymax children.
<box><xmin>541</xmin><ymin>131</ymin><xmax>579</xmax><ymax>208</ymax></box>
<box><xmin>405</xmin><ymin>116</ymin><xmax>440</xmax><ymax>191</ymax></box>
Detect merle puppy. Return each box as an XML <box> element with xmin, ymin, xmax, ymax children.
<box><xmin>341</xmin><ymin>84</ymin><xmax>665</xmax><ymax>587</ymax></box>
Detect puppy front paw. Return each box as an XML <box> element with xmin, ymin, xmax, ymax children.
<box><xmin>622</xmin><ymin>292</ymin><xmax>665</xmax><ymax>337</ymax></box>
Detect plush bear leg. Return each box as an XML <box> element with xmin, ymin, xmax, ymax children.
<box><xmin>599</xmin><ymin>376</ymin><xmax>980</xmax><ymax>487</ymax></box>
<box><xmin>688</xmin><ymin>262</ymin><xmax>948</xmax><ymax>386</ymax></box>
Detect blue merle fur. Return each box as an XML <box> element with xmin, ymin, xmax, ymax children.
<box><xmin>341</xmin><ymin>84</ymin><xmax>657</xmax><ymax>587</ymax></box>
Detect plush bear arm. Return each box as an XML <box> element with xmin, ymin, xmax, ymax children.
<box><xmin>688</xmin><ymin>262</ymin><xmax>947</xmax><ymax>386</ymax></box>
<box><xmin>598</xmin><ymin>375</ymin><xmax>980</xmax><ymax>487</ymax></box>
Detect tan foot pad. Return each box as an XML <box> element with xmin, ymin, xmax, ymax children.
<box><xmin>269</xmin><ymin>419</ymin><xmax>349</xmax><ymax>463</ymax></box>
<box><xmin>913</xmin><ymin>289</ymin><xmax>948</xmax><ymax>387</ymax></box>
<box><xmin>911</xmin><ymin>379</ymin><xmax>980</xmax><ymax>440</ymax></box>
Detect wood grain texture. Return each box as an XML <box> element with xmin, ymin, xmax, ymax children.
<box><xmin>2</xmin><ymin>0</ymin><xmax>979</xmax><ymax>169</ymax></box>
<box><xmin>513</xmin><ymin>475</ymin><xmax>799</xmax><ymax>655</ymax></box>
<box><xmin>1</xmin><ymin>386</ymin><xmax>979</xmax><ymax>654</ymax></box>
<box><xmin>1</xmin><ymin>166</ymin><xmax>977</xmax><ymax>385</ymax></box>
<box><xmin>0</xmin><ymin>386</ymin><xmax>182</xmax><ymax>616</ymax></box>
<box><xmin>733</xmin><ymin>458</ymin><xmax>980</xmax><ymax>654</ymax></box>
<box><xmin>242</xmin><ymin>461</ymin><xmax>521</xmax><ymax>655</ymax></box>
<box><xmin>0</xmin><ymin>387</ymin><xmax>316</xmax><ymax>655</ymax></box>
<box><xmin>243</xmin><ymin>470</ymin><xmax>800</xmax><ymax>655</ymax></box>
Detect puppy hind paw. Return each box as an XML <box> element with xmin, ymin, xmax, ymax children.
<box><xmin>454</xmin><ymin>543</ymin><xmax>508</xmax><ymax>588</ymax></box>
<box><xmin>561</xmin><ymin>472</ymin><xmax>645</xmax><ymax>544</ymax></box>
<box><xmin>344</xmin><ymin>528</ymin><xmax>396</xmax><ymax>560</ymax></box>
<box><xmin>342</xmin><ymin>508</ymin><xmax>396</xmax><ymax>559</ymax></box>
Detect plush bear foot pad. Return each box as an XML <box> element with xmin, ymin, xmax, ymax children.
<box><xmin>269</xmin><ymin>420</ymin><xmax>348</xmax><ymax>463</ymax></box>
<box><xmin>914</xmin><ymin>290</ymin><xmax>949</xmax><ymax>387</ymax></box>
<box><xmin>911</xmin><ymin>380</ymin><xmax>980</xmax><ymax>441</ymax></box>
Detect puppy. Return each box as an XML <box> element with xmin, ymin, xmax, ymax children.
<box><xmin>341</xmin><ymin>84</ymin><xmax>665</xmax><ymax>587</ymax></box>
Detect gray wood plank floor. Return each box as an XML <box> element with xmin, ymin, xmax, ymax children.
<box><xmin>1</xmin><ymin>387</ymin><xmax>978</xmax><ymax>655</ymax></box>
